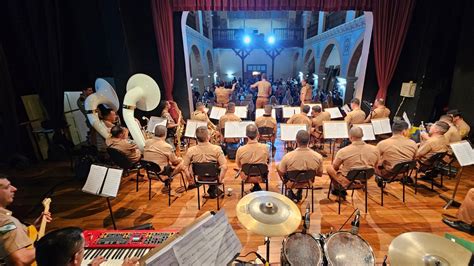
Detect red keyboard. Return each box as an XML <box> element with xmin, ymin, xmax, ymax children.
<box><xmin>83</xmin><ymin>229</ymin><xmax>177</xmax><ymax>249</ymax></box>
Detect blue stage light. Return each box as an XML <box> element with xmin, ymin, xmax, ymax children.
<box><xmin>243</xmin><ymin>35</ymin><xmax>251</xmax><ymax>44</ymax></box>
<box><xmin>267</xmin><ymin>35</ymin><xmax>275</xmax><ymax>44</ymax></box>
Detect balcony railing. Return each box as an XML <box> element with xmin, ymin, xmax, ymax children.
<box><xmin>307</xmin><ymin>23</ymin><xmax>319</xmax><ymax>39</ymax></box>
<box><xmin>212</xmin><ymin>28</ymin><xmax>304</xmax><ymax>48</ymax></box>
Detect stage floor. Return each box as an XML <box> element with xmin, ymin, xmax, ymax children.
<box><xmin>5</xmin><ymin>137</ymin><xmax>474</xmax><ymax>264</ymax></box>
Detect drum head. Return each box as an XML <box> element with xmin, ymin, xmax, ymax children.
<box><xmin>324</xmin><ymin>232</ymin><xmax>375</xmax><ymax>266</ymax></box>
<box><xmin>283</xmin><ymin>233</ymin><xmax>323</xmax><ymax>265</ymax></box>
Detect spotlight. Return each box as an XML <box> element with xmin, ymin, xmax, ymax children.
<box><xmin>267</xmin><ymin>35</ymin><xmax>275</xmax><ymax>44</ymax></box>
<box><xmin>243</xmin><ymin>35</ymin><xmax>251</xmax><ymax>44</ymax></box>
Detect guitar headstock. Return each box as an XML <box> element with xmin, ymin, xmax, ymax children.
<box><xmin>42</xmin><ymin>198</ymin><xmax>52</xmax><ymax>208</ymax></box>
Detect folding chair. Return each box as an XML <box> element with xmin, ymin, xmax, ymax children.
<box><xmin>375</xmin><ymin>161</ymin><xmax>416</xmax><ymax>206</ymax></box>
<box><xmin>282</xmin><ymin>170</ymin><xmax>317</xmax><ymax>212</ymax></box>
<box><xmin>239</xmin><ymin>163</ymin><xmax>269</xmax><ymax>198</ymax></box>
<box><xmin>106</xmin><ymin>147</ymin><xmax>142</xmax><ymax>192</ymax></box>
<box><xmin>192</xmin><ymin>162</ymin><xmax>225</xmax><ymax>210</ymax></box>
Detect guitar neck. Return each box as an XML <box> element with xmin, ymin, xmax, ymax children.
<box><xmin>38</xmin><ymin>203</ymin><xmax>50</xmax><ymax>239</ymax></box>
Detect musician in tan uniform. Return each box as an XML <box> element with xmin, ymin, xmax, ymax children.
<box><xmin>214</xmin><ymin>82</ymin><xmax>236</xmax><ymax>107</ymax></box>
<box><xmin>144</xmin><ymin>125</ymin><xmax>195</xmax><ymax>189</ymax></box>
<box><xmin>191</xmin><ymin>102</ymin><xmax>216</xmax><ymax>128</ymax></box>
<box><xmin>365</xmin><ymin>98</ymin><xmax>390</xmax><ymax>122</ymax></box>
<box><xmin>106</xmin><ymin>126</ymin><xmax>142</xmax><ymax>163</ymax></box>
<box><xmin>439</xmin><ymin>115</ymin><xmax>462</xmax><ymax>143</ymax></box>
<box><xmin>218</xmin><ymin>103</ymin><xmax>242</xmax><ymax>143</ymax></box>
<box><xmin>255</xmin><ymin>105</ymin><xmax>277</xmax><ymax>149</ymax></box>
<box><xmin>277</xmin><ymin>130</ymin><xmax>324</xmax><ymax>202</ymax></box>
<box><xmin>161</xmin><ymin>101</ymin><xmax>179</xmax><ymax>148</ymax></box>
<box><xmin>417</xmin><ymin>121</ymin><xmax>449</xmax><ymax>163</ymax></box>
<box><xmin>236</xmin><ymin>124</ymin><xmax>269</xmax><ymax>192</ymax></box>
<box><xmin>344</xmin><ymin>98</ymin><xmax>366</xmax><ymax>126</ymax></box>
<box><xmin>442</xmin><ymin>188</ymin><xmax>474</xmax><ymax>234</ymax></box>
<box><xmin>0</xmin><ymin>174</ymin><xmax>51</xmax><ymax>265</ymax></box>
<box><xmin>375</xmin><ymin>121</ymin><xmax>417</xmax><ymax>177</ymax></box>
<box><xmin>183</xmin><ymin>126</ymin><xmax>228</xmax><ymax>198</ymax></box>
<box><xmin>77</xmin><ymin>87</ymin><xmax>94</xmax><ymax>128</ymax></box>
<box><xmin>327</xmin><ymin>127</ymin><xmax>380</xmax><ymax>198</ymax></box>
<box><xmin>250</xmin><ymin>73</ymin><xmax>272</xmax><ymax>108</ymax></box>
<box><xmin>448</xmin><ymin>109</ymin><xmax>470</xmax><ymax>139</ymax></box>
<box><xmin>299</xmin><ymin>79</ymin><xmax>313</xmax><ymax>105</ymax></box>
<box><xmin>287</xmin><ymin>105</ymin><xmax>312</xmax><ymax>131</ymax></box>
<box><xmin>310</xmin><ymin>105</ymin><xmax>331</xmax><ymax>138</ymax></box>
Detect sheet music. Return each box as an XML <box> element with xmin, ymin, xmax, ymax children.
<box><xmin>224</xmin><ymin>121</ymin><xmax>255</xmax><ymax>138</ymax></box>
<box><xmin>99</xmin><ymin>168</ymin><xmax>123</xmax><ymax>198</ymax></box>
<box><xmin>280</xmin><ymin>124</ymin><xmax>307</xmax><ymax>141</ymax></box>
<box><xmin>402</xmin><ymin>112</ymin><xmax>411</xmax><ymax>128</ymax></box>
<box><xmin>283</xmin><ymin>107</ymin><xmax>300</xmax><ymax>118</ymax></box>
<box><xmin>325</xmin><ymin>107</ymin><xmax>343</xmax><ymax>119</ymax></box>
<box><xmin>323</xmin><ymin>121</ymin><xmax>349</xmax><ymax>139</ymax></box>
<box><xmin>147</xmin><ymin>116</ymin><xmax>167</xmax><ymax>132</ymax></box>
<box><xmin>342</xmin><ymin>104</ymin><xmax>351</xmax><ymax>114</ymax></box>
<box><xmin>450</xmin><ymin>141</ymin><xmax>474</xmax><ymax>166</ymax></box>
<box><xmin>82</xmin><ymin>164</ymin><xmax>108</xmax><ymax>195</ymax></box>
<box><xmin>184</xmin><ymin>120</ymin><xmax>208</xmax><ymax>138</ymax></box>
<box><xmin>146</xmin><ymin>248</ymin><xmax>179</xmax><ymax>266</ymax></box>
<box><xmin>353</xmin><ymin>124</ymin><xmax>376</xmax><ymax>141</ymax></box>
<box><xmin>255</xmin><ymin>108</ymin><xmax>276</xmax><ymax>119</ymax></box>
<box><xmin>234</xmin><ymin>106</ymin><xmax>248</xmax><ymax>118</ymax></box>
<box><xmin>209</xmin><ymin>107</ymin><xmax>226</xmax><ymax>120</ymax></box>
<box><xmin>371</xmin><ymin>118</ymin><xmax>392</xmax><ymax>134</ymax></box>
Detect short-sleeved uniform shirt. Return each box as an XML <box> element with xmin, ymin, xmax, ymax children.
<box><xmin>345</xmin><ymin>108</ymin><xmax>366</xmax><ymax>125</ymax></box>
<box><xmin>335</xmin><ymin>141</ymin><xmax>380</xmax><ymax>176</ymax></box>
<box><xmin>191</xmin><ymin>110</ymin><xmax>209</xmax><ymax>122</ymax></box>
<box><xmin>417</xmin><ymin>135</ymin><xmax>449</xmax><ymax>163</ymax></box>
<box><xmin>287</xmin><ymin>113</ymin><xmax>312</xmax><ymax>131</ymax></box>
<box><xmin>312</xmin><ymin>111</ymin><xmax>331</xmax><ymax>129</ymax></box>
<box><xmin>376</xmin><ymin>135</ymin><xmax>418</xmax><ymax>170</ymax></box>
<box><xmin>235</xmin><ymin>140</ymin><xmax>269</xmax><ymax>167</ymax></box>
<box><xmin>106</xmin><ymin>137</ymin><xmax>142</xmax><ymax>163</ymax></box>
<box><xmin>215</xmin><ymin>87</ymin><xmax>233</xmax><ymax>104</ymax></box>
<box><xmin>254</xmin><ymin>80</ymin><xmax>272</xmax><ymax>98</ymax></box>
<box><xmin>370</xmin><ymin>106</ymin><xmax>391</xmax><ymax>120</ymax></box>
<box><xmin>0</xmin><ymin>208</ymin><xmax>32</xmax><ymax>262</ymax></box>
<box><xmin>183</xmin><ymin>142</ymin><xmax>227</xmax><ymax>168</ymax></box>
<box><xmin>255</xmin><ymin>115</ymin><xmax>277</xmax><ymax>134</ymax></box>
<box><xmin>144</xmin><ymin>138</ymin><xmax>181</xmax><ymax>170</ymax></box>
<box><xmin>278</xmin><ymin>147</ymin><xmax>324</xmax><ymax>174</ymax></box>
<box><xmin>455</xmin><ymin>119</ymin><xmax>470</xmax><ymax>139</ymax></box>
<box><xmin>444</xmin><ymin>125</ymin><xmax>462</xmax><ymax>143</ymax></box>
<box><xmin>300</xmin><ymin>84</ymin><xmax>313</xmax><ymax>103</ymax></box>
<box><xmin>218</xmin><ymin>113</ymin><xmax>241</xmax><ymax>131</ymax></box>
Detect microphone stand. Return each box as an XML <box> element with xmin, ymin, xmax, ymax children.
<box><xmin>337</xmin><ymin>208</ymin><xmax>358</xmax><ymax>232</ymax></box>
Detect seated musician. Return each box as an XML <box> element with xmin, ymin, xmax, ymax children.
<box><xmin>442</xmin><ymin>188</ymin><xmax>474</xmax><ymax>234</ymax></box>
<box><xmin>90</xmin><ymin>107</ymin><xmax>118</xmax><ymax>158</ymax></box>
<box><xmin>191</xmin><ymin>102</ymin><xmax>215</xmax><ymax>128</ymax></box>
<box><xmin>277</xmin><ymin>130</ymin><xmax>324</xmax><ymax>202</ymax></box>
<box><xmin>364</xmin><ymin>98</ymin><xmax>390</xmax><ymax>122</ymax></box>
<box><xmin>0</xmin><ymin>174</ymin><xmax>52</xmax><ymax>265</ymax></box>
<box><xmin>438</xmin><ymin>115</ymin><xmax>462</xmax><ymax>143</ymax></box>
<box><xmin>310</xmin><ymin>105</ymin><xmax>331</xmax><ymax>139</ymax></box>
<box><xmin>416</xmin><ymin>121</ymin><xmax>449</xmax><ymax>180</ymax></box>
<box><xmin>144</xmin><ymin>125</ymin><xmax>195</xmax><ymax>190</ymax></box>
<box><xmin>447</xmin><ymin>109</ymin><xmax>470</xmax><ymax>139</ymax></box>
<box><xmin>106</xmin><ymin>126</ymin><xmax>141</xmax><ymax>164</ymax></box>
<box><xmin>183</xmin><ymin>126</ymin><xmax>228</xmax><ymax>199</ymax></box>
<box><xmin>35</xmin><ymin>227</ymin><xmax>138</xmax><ymax>266</ymax></box>
<box><xmin>161</xmin><ymin>101</ymin><xmax>179</xmax><ymax>148</ymax></box>
<box><xmin>215</xmin><ymin>82</ymin><xmax>236</xmax><ymax>107</ymax></box>
<box><xmin>327</xmin><ymin>127</ymin><xmax>380</xmax><ymax>199</ymax></box>
<box><xmin>344</xmin><ymin>98</ymin><xmax>366</xmax><ymax>126</ymax></box>
<box><xmin>236</xmin><ymin>124</ymin><xmax>269</xmax><ymax>192</ymax></box>
<box><xmin>375</xmin><ymin>121</ymin><xmax>417</xmax><ymax>183</ymax></box>
<box><xmin>218</xmin><ymin>103</ymin><xmax>242</xmax><ymax>143</ymax></box>
<box><xmin>255</xmin><ymin>105</ymin><xmax>277</xmax><ymax>150</ymax></box>
<box><xmin>287</xmin><ymin>105</ymin><xmax>312</xmax><ymax>131</ymax></box>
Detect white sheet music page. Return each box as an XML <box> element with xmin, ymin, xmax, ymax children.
<box><xmin>371</xmin><ymin>118</ymin><xmax>392</xmax><ymax>134</ymax></box>
<box><xmin>225</xmin><ymin>121</ymin><xmax>254</xmax><ymax>138</ymax></box>
<box><xmin>147</xmin><ymin>116</ymin><xmax>167</xmax><ymax>133</ymax></box>
<box><xmin>323</xmin><ymin>121</ymin><xmax>349</xmax><ymax>139</ymax></box>
<box><xmin>82</xmin><ymin>164</ymin><xmax>108</xmax><ymax>195</ymax></box>
<box><xmin>184</xmin><ymin>120</ymin><xmax>208</xmax><ymax>138</ymax></box>
<box><xmin>353</xmin><ymin>124</ymin><xmax>376</xmax><ymax>141</ymax></box>
<box><xmin>281</xmin><ymin>124</ymin><xmax>307</xmax><ymax>141</ymax></box>
<box><xmin>450</xmin><ymin>141</ymin><xmax>474</xmax><ymax>167</ymax></box>
<box><xmin>402</xmin><ymin>112</ymin><xmax>412</xmax><ymax>128</ymax></box>
<box><xmin>325</xmin><ymin>107</ymin><xmax>343</xmax><ymax>119</ymax></box>
<box><xmin>341</xmin><ymin>104</ymin><xmax>351</xmax><ymax>114</ymax></box>
<box><xmin>283</xmin><ymin>107</ymin><xmax>300</xmax><ymax>118</ymax></box>
<box><xmin>234</xmin><ymin>106</ymin><xmax>248</xmax><ymax>118</ymax></box>
<box><xmin>209</xmin><ymin>107</ymin><xmax>226</xmax><ymax>120</ymax></box>
<box><xmin>256</xmin><ymin>108</ymin><xmax>276</xmax><ymax>119</ymax></box>
<box><xmin>99</xmin><ymin>168</ymin><xmax>123</xmax><ymax>198</ymax></box>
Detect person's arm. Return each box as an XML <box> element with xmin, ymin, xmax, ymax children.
<box><xmin>235</xmin><ymin>148</ymin><xmax>242</xmax><ymax>168</ymax></box>
<box><xmin>416</xmin><ymin>142</ymin><xmax>431</xmax><ymax>160</ymax></box>
<box><xmin>217</xmin><ymin>149</ymin><xmax>228</xmax><ymax>181</ymax></box>
<box><xmin>250</xmin><ymin>81</ymin><xmax>258</xmax><ymax>89</ymax></box>
<box><xmin>276</xmin><ymin>157</ymin><xmax>287</xmax><ymax>179</ymax></box>
<box><xmin>300</xmin><ymin>87</ymin><xmax>306</xmax><ymax>103</ymax></box>
<box><xmin>230</xmin><ymin>83</ymin><xmax>237</xmax><ymax>92</ymax></box>
<box><xmin>33</xmin><ymin>211</ymin><xmax>52</xmax><ymax>231</ymax></box>
<box><xmin>317</xmin><ymin>158</ymin><xmax>324</xmax><ymax>177</ymax></box>
<box><xmin>332</xmin><ymin>157</ymin><xmax>343</xmax><ymax>171</ymax></box>
<box><xmin>9</xmin><ymin>248</ymin><xmax>35</xmax><ymax>266</ymax></box>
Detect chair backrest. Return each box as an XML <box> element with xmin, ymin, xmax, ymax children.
<box><xmin>426</xmin><ymin>152</ymin><xmax>447</xmax><ymax>165</ymax></box>
<box><xmin>391</xmin><ymin>160</ymin><xmax>417</xmax><ymax>175</ymax></box>
<box><xmin>286</xmin><ymin>170</ymin><xmax>317</xmax><ymax>183</ymax></box>
<box><xmin>192</xmin><ymin>162</ymin><xmax>220</xmax><ymax>178</ymax></box>
<box><xmin>106</xmin><ymin>147</ymin><xmax>133</xmax><ymax>170</ymax></box>
<box><xmin>141</xmin><ymin>160</ymin><xmax>162</xmax><ymax>174</ymax></box>
<box><xmin>242</xmin><ymin>163</ymin><xmax>268</xmax><ymax>177</ymax></box>
<box><xmin>258</xmin><ymin>127</ymin><xmax>274</xmax><ymax>136</ymax></box>
<box><xmin>346</xmin><ymin>168</ymin><xmax>375</xmax><ymax>181</ymax></box>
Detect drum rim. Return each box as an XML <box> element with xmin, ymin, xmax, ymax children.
<box><xmin>323</xmin><ymin>231</ymin><xmax>375</xmax><ymax>266</ymax></box>
<box><xmin>282</xmin><ymin>232</ymin><xmax>324</xmax><ymax>265</ymax></box>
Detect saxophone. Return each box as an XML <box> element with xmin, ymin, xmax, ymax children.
<box><xmin>171</xmin><ymin>101</ymin><xmax>186</xmax><ymax>155</ymax></box>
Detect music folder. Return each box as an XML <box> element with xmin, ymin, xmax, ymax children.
<box><xmin>147</xmin><ymin>116</ymin><xmax>167</xmax><ymax>133</ymax></box>
<box><xmin>282</xmin><ymin>106</ymin><xmax>301</xmax><ymax>118</ymax></box>
<box><xmin>184</xmin><ymin>120</ymin><xmax>208</xmax><ymax>138</ymax></box>
<box><xmin>325</xmin><ymin>107</ymin><xmax>343</xmax><ymax>119</ymax></box>
<box><xmin>224</xmin><ymin>121</ymin><xmax>255</xmax><ymax>138</ymax></box>
<box><xmin>450</xmin><ymin>141</ymin><xmax>474</xmax><ymax>167</ymax></box>
<box><xmin>371</xmin><ymin>118</ymin><xmax>392</xmax><ymax>135</ymax></box>
<box><xmin>280</xmin><ymin>124</ymin><xmax>307</xmax><ymax>141</ymax></box>
<box><xmin>82</xmin><ymin>164</ymin><xmax>123</xmax><ymax>198</ymax></box>
<box><xmin>402</xmin><ymin>112</ymin><xmax>412</xmax><ymax>128</ymax></box>
<box><xmin>234</xmin><ymin>106</ymin><xmax>248</xmax><ymax>119</ymax></box>
<box><xmin>209</xmin><ymin>106</ymin><xmax>226</xmax><ymax>120</ymax></box>
<box><xmin>353</xmin><ymin>124</ymin><xmax>376</xmax><ymax>141</ymax></box>
<box><xmin>323</xmin><ymin>121</ymin><xmax>349</xmax><ymax>139</ymax></box>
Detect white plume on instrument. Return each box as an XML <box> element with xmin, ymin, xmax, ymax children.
<box><xmin>123</xmin><ymin>73</ymin><xmax>161</xmax><ymax>151</ymax></box>
<box><xmin>85</xmin><ymin>78</ymin><xmax>120</xmax><ymax>139</ymax></box>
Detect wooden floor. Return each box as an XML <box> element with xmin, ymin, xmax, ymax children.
<box><xmin>4</xmin><ymin>136</ymin><xmax>474</xmax><ymax>264</ymax></box>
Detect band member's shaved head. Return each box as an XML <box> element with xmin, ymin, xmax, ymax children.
<box><xmin>264</xmin><ymin>105</ymin><xmax>272</xmax><ymax>115</ymax></box>
<box><xmin>312</xmin><ymin>105</ymin><xmax>322</xmax><ymax>113</ymax></box>
<box><xmin>227</xmin><ymin>102</ymin><xmax>236</xmax><ymax>112</ymax></box>
<box><xmin>246</xmin><ymin>124</ymin><xmax>258</xmax><ymax>140</ymax></box>
<box><xmin>296</xmin><ymin>130</ymin><xmax>310</xmax><ymax>146</ymax></box>
<box><xmin>154</xmin><ymin>125</ymin><xmax>167</xmax><ymax>138</ymax></box>
<box><xmin>302</xmin><ymin>105</ymin><xmax>311</xmax><ymax>114</ymax></box>
<box><xmin>195</xmin><ymin>126</ymin><xmax>209</xmax><ymax>142</ymax></box>
<box><xmin>349</xmin><ymin>126</ymin><xmax>364</xmax><ymax>140</ymax></box>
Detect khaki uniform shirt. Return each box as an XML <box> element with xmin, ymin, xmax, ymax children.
<box><xmin>457</xmin><ymin>188</ymin><xmax>474</xmax><ymax>225</ymax></box>
<box><xmin>335</xmin><ymin>141</ymin><xmax>380</xmax><ymax>176</ymax></box>
<box><xmin>235</xmin><ymin>140</ymin><xmax>269</xmax><ymax>167</ymax></box>
<box><xmin>300</xmin><ymin>84</ymin><xmax>312</xmax><ymax>103</ymax></box>
<box><xmin>0</xmin><ymin>208</ymin><xmax>32</xmax><ymax>261</ymax></box>
<box><xmin>218</xmin><ymin>113</ymin><xmax>241</xmax><ymax>131</ymax></box>
<box><xmin>416</xmin><ymin>135</ymin><xmax>448</xmax><ymax>163</ymax></box>
<box><xmin>144</xmin><ymin>138</ymin><xmax>181</xmax><ymax>170</ymax></box>
<box><xmin>312</xmin><ymin>111</ymin><xmax>331</xmax><ymax>129</ymax></box>
<box><xmin>278</xmin><ymin>147</ymin><xmax>324</xmax><ymax>174</ymax></box>
<box><xmin>370</xmin><ymin>106</ymin><xmax>390</xmax><ymax>120</ymax></box>
<box><xmin>183</xmin><ymin>142</ymin><xmax>227</xmax><ymax>168</ymax></box>
<box><xmin>253</xmin><ymin>80</ymin><xmax>272</xmax><ymax>97</ymax></box>
<box><xmin>287</xmin><ymin>113</ymin><xmax>312</xmax><ymax>131</ymax></box>
<box><xmin>255</xmin><ymin>115</ymin><xmax>277</xmax><ymax>134</ymax></box>
<box><xmin>106</xmin><ymin>137</ymin><xmax>142</xmax><ymax>163</ymax></box>
<box><xmin>345</xmin><ymin>108</ymin><xmax>366</xmax><ymax>125</ymax></box>
<box><xmin>376</xmin><ymin>135</ymin><xmax>417</xmax><ymax>171</ymax></box>
<box><xmin>454</xmin><ymin>119</ymin><xmax>470</xmax><ymax>139</ymax></box>
<box><xmin>444</xmin><ymin>125</ymin><xmax>462</xmax><ymax>143</ymax></box>
<box><xmin>191</xmin><ymin>110</ymin><xmax>209</xmax><ymax>122</ymax></box>
<box><xmin>215</xmin><ymin>87</ymin><xmax>233</xmax><ymax>104</ymax></box>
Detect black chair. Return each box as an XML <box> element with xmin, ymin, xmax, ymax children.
<box><xmin>414</xmin><ymin>152</ymin><xmax>447</xmax><ymax>194</ymax></box>
<box><xmin>282</xmin><ymin>170</ymin><xmax>317</xmax><ymax>212</ymax></box>
<box><xmin>192</xmin><ymin>162</ymin><xmax>225</xmax><ymax>210</ymax></box>
<box><xmin>258</xmin><ymin>127</ymin><xmax>275</xmax><ymax>146</ymax></box>
<box><xmin>328</xmin><ymin>168</ymin><xmax>374</xmax><ymax>214</ymax></box>
<box><xmin>239</xmin><ymin>163</ymin><xmax>269</xmax><ymax>198</ymax></box>
<box><xmin>106</xmin><ymin>147</ymin><xmax>142</xmax><ymax>191</ymax></box>
<box><xmin>375</xmin><ymin>161</ymin><xmax>417</xmax><ymax>206</ymax></box>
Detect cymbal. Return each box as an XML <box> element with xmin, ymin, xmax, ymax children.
<box><xmin>389</xmin><ymin>232</ymin><xmax>472</xmax><ymax>266</ymax></box>
<box><xmin>236</xmin><ymin>191</ymin><xmax>301</xmax><ymax>237</ymax></box>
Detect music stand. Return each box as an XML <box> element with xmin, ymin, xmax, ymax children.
<box><xmin>323</xmin><ymin>121</ymin><xmax>349</xmax><ymax>161</ymax></box>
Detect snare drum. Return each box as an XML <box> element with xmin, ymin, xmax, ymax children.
<box><xmin>324</xmin><ymin>231</ymin><xmax>375</xmax><ymax>266</ymax></box>
<box><xmin>281</xmin><ymin>232</ymin><xmax>323</xmax><ymax>266</ymax></box>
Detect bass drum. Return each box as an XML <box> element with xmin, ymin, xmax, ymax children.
<box><xmin>324</xmin><ymin>231</ymin><xmax>375</xmax><ymax>266</ymax></box>
<box><xmin>281</xmin><ymin>232</ymin><xmax>323</xmax><ymax>266</ymax></box>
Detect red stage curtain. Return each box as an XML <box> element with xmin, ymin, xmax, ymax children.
<box><xmin>151</xmin><ymin>0</ymin><xmax>175</xmax><ymax>100</ymax></box>
<box><xmin>372</xmin><ymin>0</ymin><xmax>415</xmax><ymax>100</ymax></box>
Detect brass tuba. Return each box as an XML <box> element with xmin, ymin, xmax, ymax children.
<box><xmin>85</xmin><ymin>79</ymin><xmax>119</xmax><ymax>139</ymax></box>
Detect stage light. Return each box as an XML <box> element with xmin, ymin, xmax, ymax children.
<box><xmin>267</xmin><ymin>35</ymin><xmax>275</xmax><ymax>44</ymax></box>
<box><xmin>243</xmin><ymin>35</ymin><xmax>251</xmax><ymax>44</ymax></box>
